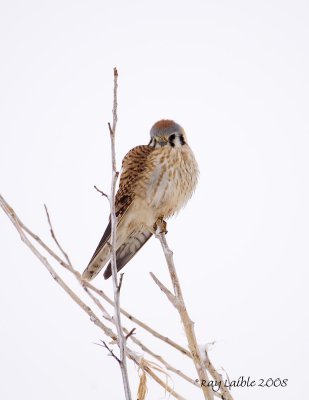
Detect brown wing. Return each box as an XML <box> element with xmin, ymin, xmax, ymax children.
<box><xmin>115</xmin><ymin>144</ymin><xmax>154</xmax><ymax>214</ymax></box>
<box><xmin>82</xmin><ymin>145</ymin><xmax>154</xmax><ymax>281</ymax></box>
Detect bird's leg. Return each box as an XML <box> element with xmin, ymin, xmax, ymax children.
<box><xmin>154</xmin><ymin>217</ymin><xmax>168</xmax><ymax>235</ymax></box>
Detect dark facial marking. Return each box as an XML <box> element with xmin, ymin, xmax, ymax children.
<box><xmin>148</xmin><ymin>138</ymin><xmax>156</xmax><ymax>147</ymax></box>
<box><xmin>169</xmin><ymin>134</ymin><xmax>176</xmax><ymax>147</ymax></box>
<box><xmin>179</xmin><ymin>134</ymin><xmax>186</xmax><ymax>145</ymax></box>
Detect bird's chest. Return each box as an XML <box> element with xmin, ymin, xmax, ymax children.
<box><xmin>142</xmin><ymin>147</ymin><xmax>197</xmax><ymax>217</ymax></box>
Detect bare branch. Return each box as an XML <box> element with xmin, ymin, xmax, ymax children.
<box><xmin>153</xmin><ymin>229</ymin><xmax>234</xmax><ymax>400</ymax></box>
<box><xmin>94</xmin><ymin>185</ymin><xmax>109</xmax><ymax>199</ymax></box>
<box><xmin>1</xmin><ymin>194</ymin><xmax>191</xmax><ymax>361</ymax></box>
<box><xmin>107</xmin><ymin>67</ymin><xmax>132</xmax><ymax>400</ymax></box>
<box><xmin>0</xmin><ymin>194</ymin><xmax>189</xmax><ymax>399</ymax></box>
<box><xmin>1</xmin><ymin>194</ymin><xmax>231</xmax><ymax>399</ymax></box>
<box><xmin>101</xmin><ymin>340</ymin><xmax>121</xmax><ymax>364</ymax></box>
<box><xmin>0</xmin><ymin>196</ymin><xmax>117</xmax><ymax>340</ymax></box>
<box><xmin>204</xmin><ymin>360</ymin><xmax>233</xmax><ymax>400</ymax></box>
<box><xmin>149</xmin><ymin>272</ymin><xmax>177</xmax><ymax>305</ymax></box>
<box><xmin>86</xmin><ymin>282</ymin><xmax>191</xmax><ymax>357</ymax></box>
<box><xmin>155</xmin><ymin>222</ymin><xmax>217</xmax><ymax>400</ymax></box>
<box><xmin>83</xmin><ymin>279</ymin><xmax>199</xmax><ymax>391</ymax></box>
<box><xmin>44</xmin><ymin>204</ymin><xmax>72</xmax><ymax>267</ymax></box>
<box><xmin>125</xmin><ymin>328</ymin><xmax>136</xmax><ymax>340</ymax></box>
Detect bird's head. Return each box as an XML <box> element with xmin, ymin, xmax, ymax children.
<box><xmin>149</xmin><ymin>119</ymin><xmax>187</xmax><ymax>148</ymax></box>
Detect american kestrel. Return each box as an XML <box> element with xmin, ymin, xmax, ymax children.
<box><xmin>82</xmin><ymin>119</ymin><xmax>198</xmax><ymax>281</ymax></box>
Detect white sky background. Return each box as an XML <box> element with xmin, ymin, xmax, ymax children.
<box><xmin>0</xmin><ymin>0</ymin><xmax>308</xmax><ymax>399</ymax></box>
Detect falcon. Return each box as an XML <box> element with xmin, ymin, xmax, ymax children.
<box><xmin>82</xmin><ymin>119</ymin><xmax>199</xmax><ymax>281</ymax></box>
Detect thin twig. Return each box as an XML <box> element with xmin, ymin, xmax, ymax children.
<box><xmin>44</xmin><ymin>204</ymin><xmax>72</xmax><ymax>267</ymax></box>
<box><xmin>101</xmin><ymin>340</ymin><xmax>121</xmax><ymax>363</ymax></box>
<box><xmin>150</xmin><ymin>272</ymin><xmax>177</xmax><ymax>305</ymax></box>
<box><xmin>125</xmin><ymin>328</ymin><xmax>136</xmax><ymax>340</ymax></box>
<box><xmin>107</xmin><ymin>67</ymin><xmax>132</xmax><ymax>400</ymax></box>
<box><xmin>94</xmin><ymin>185</ymin><xmax>109</xmax><ymax>199</ymax></box>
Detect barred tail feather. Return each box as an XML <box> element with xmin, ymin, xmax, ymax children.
<box><xmin>82</xmin><ymin>221</ymin><xmax>111</xmax><ymax>281</ymax></box>
<box><xmin>103</xmin><ymin>229</ymin><xmax>152</xmax><ymax>279</ymax></box>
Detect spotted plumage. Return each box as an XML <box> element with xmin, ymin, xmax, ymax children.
<box><xmin>82</xmin><ymin>119</ymin><xmax>199</xmax><ymax>281</ymax></box>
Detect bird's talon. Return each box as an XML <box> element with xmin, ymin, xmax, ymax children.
<box><xmin>154</xmin><ymin>218</ymin><xmax>168</xmax><ymax>234</ymax></box>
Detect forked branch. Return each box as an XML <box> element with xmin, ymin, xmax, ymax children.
<box><xmin>0</xmin><ymin>194</ymin><xmax>188</xmax><ymax>399</ymax></box>
<box><xmin>152</xmin><ymin>222</ymin><xmax>233</xmax><ymax>400</ymax></box>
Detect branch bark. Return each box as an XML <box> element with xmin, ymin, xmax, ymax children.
<box><xmin>107</xmin><ymin>67</ymin><xmax>132</xmax><ymax>400</ymax></box>
<box><xmin>153</xmin><ymin>226</ymin><xmax>215</xmax><ymax>400</ymax></box>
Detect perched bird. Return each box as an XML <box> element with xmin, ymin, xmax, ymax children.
<box><xmin>82</xmin><ymin>119</ymin><xmax>198</xmax><ymax>281</ymax></box>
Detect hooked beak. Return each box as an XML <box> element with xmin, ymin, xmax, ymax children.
<box><xmin>156</xmin><ymin>136</ymin><xmax>168</xmax><ymax>146</ymax></box>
